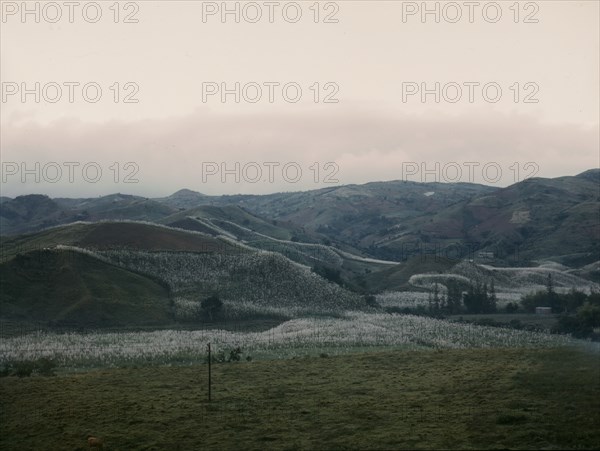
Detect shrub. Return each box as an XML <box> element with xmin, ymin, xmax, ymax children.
<box><xmin>14</xmin><ymin>361</ymin><xmax>36</xmax><ymax>378</ymax></box>
<box><xmin>364</xmin><ymin>295</ymin><xmax>379</xmax><ymax>308</ymax></box>
<box><xmin>228</xmin><ymin>347</ymin><xmax>242</xmax><ymax>362</ymax></box>
<box><xmin>505</xmin><ymin>302</ymin><xmax>519</xmax><ymax>313</ymax></box>
<box><xmin>201</xmin><ymin>294</ymin><xmax>223</xmax><ymax>321</ymax></box>
<box><xmin>205</xmin><ymin>347</ymin><xmax>244</xmax><ymax>363</ymax></box>
<box><xmin>508</xmin><ymin>319</ymin><xmax>523</xmax><ymax>330</ymax></box>
<box><xmin>0</xmin><ymin>359</ymin><xmax>57</xmax><ymax>378</ymax></box>
<box><xmin>36</xmin><ymin>357</ymin><xmax>57</xmax><ymax>376</ymax></box>
<box><xmin>312</xmin><ymin>264</ymin><xmax>343</xmax><ymax>286</ymax></box>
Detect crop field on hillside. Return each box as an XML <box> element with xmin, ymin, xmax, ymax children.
<box><xmin>0</xmin><ymin>313</ymin><xmax>588</xmax><ymax>369</ymax></box>
<box><xmin>96</xmin><ymin>249</ymin><xmax>362</xmax><ymax>315</ymax></box>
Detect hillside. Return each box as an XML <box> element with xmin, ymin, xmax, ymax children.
<box><xmin>3</xmin><ymin>172</ymin><xmax>597</xmax><ymax>269</ymax></box>
<box><xmin>0</xmin><ymin>221</ymin><xmax>367</xmax><ymax>326</ymax></box>
<box><xmin>1</xmin><ymin>194</ymin><xmax>177</xmax><ymax>236</ymax></box>
<box><xmin>153</xmin><ymin>172</ymin><xmax>599</xmax><ymax>266</ymax></box>
<box><xmin>160</xmin><ymin>204</ymin><xmax>298</xmax><ymax>241</ymax></box>
<box><xmin>98</xmin><ymin>249</ymin><xmax>365</xmax><ymax>319</ymax></box>
<box><xmin>0</xmin><ymin>249</ymin><xmax>172</xmax><ymax>327</ymax></box>
<box><xmin>0</xmin><ymin>221</ymin><xmax>239</xmax><ymax>263</ymax></box>
<box><xmin>154</xmin><ymin>188</ymin><xmax>211</xmax><ymax>209</ymax></box>
<box><xmin>1</xmin><ymin>171</ymin><xmax>598</xmax><ymax>316</ymax></box>
<box><xmin>362</xmin><ymin>255</ymin><xmax>458</xmax><ymax>292</ymax></box>
<box><xmin>381</xmin><ymin>171</ymin><xmax>600</xmax><ymax>265</ymax></box>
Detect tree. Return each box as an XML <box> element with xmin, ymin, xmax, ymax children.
<box><xmin>546</xmin><ymin>273</ymin><xmax>554</xmax><ymax>295</ymax></box>
<box><xmin>440</xmin><ymin>293</ymin><xmax>447</xmax><ymax>312</ymax></box>
<box><xmin>201</xmin><ymin>294</ymin><xmax>223</xmax><ymax>321</ymax></box>
<box><xmin>446</xmin><ymin>279</ymin><xmax>463</xmax><ymax>314</ymax></box>
<box><xmin>482</xmin><ymin>282</ymin><xmax>489</xmax><ymax>313</ymax></box>
<box><xmin>312</xmin><ymin>264</ymin><xmax>343</xmax><ymax>286</ymax></box>
<box><xmin>487</xmin><ymin>280</ymin><xmax>497</xmax><ymax>313</ymax></box>
<box><xmin>463</xmin><ymin>282</ymin><xmax>477</xmax><ymax>313</ymax></box>
<box><xmin>463</xmin><ymin>280</ymin><xmax>494</xmax><ymax>314</ymax></box>
<box><xmin>432</xmin><ymin>283</ymin><xmax>440</xmax><ymax>312</ymax></box>
<box><xmin>364</xmin><ymin>295</ymin><xmax>379</xmax><ymax>308</ymax></box>
<box><xmin>544</xmin><ymin>272</ymin><xmax>564</xmax><ymax>312</ymax></box>
<box><xmin>577</xmin><ymin>302</ymin><xmax>600</xmax><ymax>329</ymax></box>
<box><xmin>565</xmin><ymin>287</ymin><xmax>588</xmax><ymax>312</ymax></box>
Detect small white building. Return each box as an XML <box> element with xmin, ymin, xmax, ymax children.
<box><xmin>535</xmin><ymin>307</ymin><xmax>552</xmax><ymax>315</ymax></box>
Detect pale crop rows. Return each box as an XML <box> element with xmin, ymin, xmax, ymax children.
<box><xmin>0</xmin><ymin>313</ymin><xmax>586</xmax><ymax>368</ymax></box>
<box><xmin>97</xmin><ymin>249</ymin><xmax>363</xmax><ymax>317</ymax></box>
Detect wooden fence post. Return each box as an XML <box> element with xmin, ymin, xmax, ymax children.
<box><xmin>207</xmin><ymin>343</ymin><xmax>212</xmax><ymax>402</ymax></box>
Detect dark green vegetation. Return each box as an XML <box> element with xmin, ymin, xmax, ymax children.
<box><xmin>449</xmin><ymin>313</ymin><xmax>560</xmax><ymax>332</ymax></box>
<box><xmin>519</xmin><ymin>275</ymin><xmax>600</xmax><ymax>339</ymax></box>
<box><xmin>200</xmin><ymin>294</ymin><xmax>224</xmax><ymax>321</ymax></box>
<box><xmin>458</xmin><ymin>280</ymin><xmax>498</xmax><ymax>314</ymax></box>
<box><xmin>1</xmin><ymin>347</ymin><xmax>598</xmax><ymax>450</ymax></box>
<box><xmin>0</xmin><ymin>358</ymin><xmax>57</xmax><ymax>378</ymax></box>
<box><xmin>0</xmin><ymin>249</ymin><xmax>172</xmax><ymax>327</ymax></box>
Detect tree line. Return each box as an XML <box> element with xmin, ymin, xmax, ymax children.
<box><xmin>428</xmin><ymin>279</ymin><xmax>497</xmax><ymax>315</ymax></box>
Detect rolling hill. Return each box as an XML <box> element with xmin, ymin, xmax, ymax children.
<box><xmin>3</xmin><ymin>172</ymin><xmax>597</xmax><ymax>269</ymax></box>
<box><xmin>1</xmin><ymin>169</ymin><xmax>598</xmax><ymax>330</ymax></box>
<box><xmin>0</xmin><ymin>248</ymin><xmax>172</xmax><ymax>327</ymax></box>
<box><xmin>1</xmin><ymin>193</ymin><xmax>177</xmax><ymax>236</ymax></box>
<box><xmin>0</xmin><ymin>221</ymin><xmax>239</xmax><ymax>263</ymax></box>
<box><xmin>151</xmin><ymin>171</ymin><xmax>599</xmax><ymax>267</ymax></box>
<box><xmin>375</xmin><ymin>170</ymin><xmax>600</xmax><ymax>265</ymax></box>
<box><xmin>0</xmin><ymin>221</ymin><xmax>368</xmax><ymax>328</ymax></box>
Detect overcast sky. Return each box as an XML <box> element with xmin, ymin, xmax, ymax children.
<box><xmin>1</xmin><ymin>0</ymin><xmax>598</xmax><ymax>198</ymax></box>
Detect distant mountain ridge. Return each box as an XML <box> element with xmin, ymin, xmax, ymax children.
<box><xmin>1</xmin><ymin>169</ymin><xmax>598</xmax><ymax>267</ymax></box>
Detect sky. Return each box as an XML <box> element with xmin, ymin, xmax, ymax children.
<box><xmin>1</xmin><ymin>0</ymin><xmax>599</xmax><ymax>198</ymax></box>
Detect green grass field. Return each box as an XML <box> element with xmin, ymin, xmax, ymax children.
<box><xmin>1</xmin><ymin>347</ymin><xmax>599</xmax><ymax>450</ymax></box>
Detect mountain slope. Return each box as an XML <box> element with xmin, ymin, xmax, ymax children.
<box><xmin>383</xmin><ymin>172</ymin><xmax>600</xmax><ymax>265</ymax></box>
<box><xmin>0</xmin><ymin>249</ymin><xmax>172</xmax><ymax>327</ymax></box>
<box><xmin>1</xmin><ymin>194</ymin><xmax>177</xmax><ymax>236</ymax></box>
<box><xmin>0</xmin><ymin>221</ymin><xmax>241</xmax><ymax>263</ymax></box>
<box><xmin>2</xmin><ymin>170</ymin><xmax>598</xmax><ymax>269</ymax></box>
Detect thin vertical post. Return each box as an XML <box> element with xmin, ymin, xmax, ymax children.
<box><xmin>207</xmin><ymin>343</ymin><xmax>212</xmax><ymax>402</ymax></box>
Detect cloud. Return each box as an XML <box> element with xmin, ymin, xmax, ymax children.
<box><xmin>1</xmin><ymin>108</ymin><xmax>598</xmax><ymax>197</ymax></box>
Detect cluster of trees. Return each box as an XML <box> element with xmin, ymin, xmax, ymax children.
<box><xmin>427</xmin><ymin>283</ymin><xmax>452</xmax><ymax>314</ymax></box>
<box><xmin>521</xmin><ymin>274</ymin><xmax>597</xmax><ymax>314</ymax></box>
<box><xmin>553</xmin><ymin>302</ymin><xmax>600</xmax><ymax>339</ymax></box>
<box><xmin>521</xmin><ymin>274</ymin><xmax>600</xmax><ymax>339</ymax></box>
<box><xmin>427</xmin><ymin>279</ymin><xmax>497</xmax><ymax>314</ymax></box>
<box><xmin>200</xmin><ymin>294</ymin><xmax>223</xmax><ymax>321</ymax></box>
<box><xmin>462</xmin><ymin>280</ymin><xmax>497</xmax><ymax>314</ymax></box>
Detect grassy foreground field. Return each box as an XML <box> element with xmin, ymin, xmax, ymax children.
<box><xmin>1</xmin><ymin>347</ymin><xmax>599</xmax><ymax>450</ymax></box>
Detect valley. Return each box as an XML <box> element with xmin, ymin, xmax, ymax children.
<box><xmin>1</xmin><ymin>171</ymin><xmax>599</xmax><ymax>449</ymax></box>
